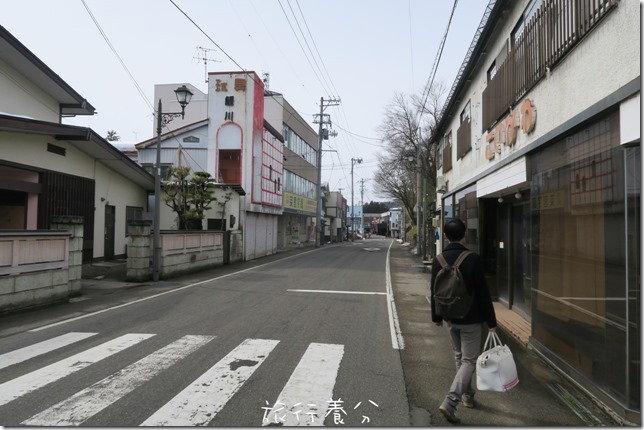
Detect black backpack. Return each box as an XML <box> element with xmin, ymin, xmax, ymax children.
<box><xmin>433</xmin><ymin>251</ymin><xmax>473</xmax><ymax>320</ymax></box>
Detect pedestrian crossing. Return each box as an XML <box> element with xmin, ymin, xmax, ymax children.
<box><xmin>0</xmin><ymin>332</ymin><xmax>346</xmax><ymax>426</ymax></box>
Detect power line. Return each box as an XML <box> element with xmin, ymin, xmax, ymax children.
<box><xmin>170</xmin><ymin>0</ymin><xmax>322</xmax><ymax>143</ymax></box>
<box><xmin>81</xmin><ymin>0</ymin><xmax>152</xmax><ymax>112</ymax></box>
<box><xmin>277</xmin><ymin>0</ymin><xmax>333</xmax><ymax>97</ymax></box>
<box><xmin>415</xmin><ymin>0</ymin><xmax>459</xmax><ymax>128</ymax></box>
<box><xmin>294</xmin><ymin>0</ymin><xmax>341</xmax><ymax>97</ymax></box>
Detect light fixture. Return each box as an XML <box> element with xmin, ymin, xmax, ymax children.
<box><xmin>515</xmin><ymin>192</ymin><xmax>522</xmax><ymax>199</ymax></box>
<box><xmin>174</xmin><ymin>85</ymin><xmax>193</xmax><ymax>111</ymax></box>
<box><xmin>498</xmin><ymin>197</ymin><xmax>504</xmax><ymax>203</ymax></box>
<box><xmin>153</xmin><ymin>85</ymin><xmax>193</xmax><ymax>282</ymax></box>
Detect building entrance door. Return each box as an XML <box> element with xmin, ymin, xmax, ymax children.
<box><xmin>104</xmin><ymin>205</ymin><xmax>115</xmax><ymax>260</ymax></box>
<box><xmin>511</xmin><ymin>200</ymin><xmax>532</xmax><ymax>318</ymax></box>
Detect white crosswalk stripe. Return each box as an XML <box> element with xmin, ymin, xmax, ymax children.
<box><xmin>3</xmin><ymin>333</ymin><xmax>346</xmax><ymax>427</ymax></box>
<box><xmin>21</xmin><ymin>335</ymin><xmax>214</xmax><ymax>426</ymax></box>
<box><xmin>0</xmin><ymin>333</ymin><xmax>154</xmax><ymax>407</ymax></box>
<box><xmin>0</xmin><ymin>332</ymin><xmax>97</xmax><ymax>371</ymax></box>
<box><xmin>262</xmin><ymin>343</ymin><xmax>344</xmax><ymax>426</ymax></box>
<box><xmin>140</xmin><ymin>338</ymin><xmax>280</xmax><ymax>426</ymax></box>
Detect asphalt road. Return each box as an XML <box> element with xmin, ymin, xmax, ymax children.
<box><xmin>0</xmin><ymin>238</ymin><xmax>409</xmax><ymax>426</ymax></box>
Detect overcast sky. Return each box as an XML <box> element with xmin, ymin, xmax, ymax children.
<box><xmin>3</xmin><ymin>0</ymin><xmax>489</xmax><ymax>202</ymax></box>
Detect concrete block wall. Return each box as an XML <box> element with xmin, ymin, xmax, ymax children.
<box><xmin>0</xmin><ymin>216</ymin><xmax>83</xmax><ymax>314</ymax></box>
<box><xmin>161</xmin><ymin>248</ymin><xmax>224</xmax><ymax>278</ymax></box>
<box><xmin>230</xmin><ymin>231</ymin><xmax>243</xmax><ymax>263</ymax></box>
<box><xmin>51</xmin><ymin>216</ymin><xmax>83</xmax><ymax>295</ymax></box>
<box><xmin>126</xmin><ymin>220</ymin><xmax>152</xmax><ymax>282</ymax></box>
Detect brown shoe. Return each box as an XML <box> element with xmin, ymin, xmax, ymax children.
<box><xmin>439</xmin><ymin>403</ymin><xmax>459</xmax><ymax>423</ymax></box>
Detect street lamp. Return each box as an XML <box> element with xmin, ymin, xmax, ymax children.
<box><xmin>350</xmin><ymin>157</ymin><xmax>362</xmax><ymax>241</ymax></box>
<box><xmin>153</xmin><ymin>85</ymin><xmax>193</xmax><ymax>282</ymax></box>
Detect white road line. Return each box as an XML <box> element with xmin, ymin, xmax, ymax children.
<box><xmin>0</xmin><ymin>332</ymin><xmax>97</xmax><ymax>371</ymax></box>
<box><xmin>22</xmin><ymin>335</ymin><xmax>214</xmax><ymax>426</ymax></box>
<box><xmin>386</xmin><ymin>240</ymin><xmax>405</xmax><ymax>350</ymax></box>
<box><xmin>288</xmin><ymin>289</ymin><xmax>386</xmax><ymax>295</ymax></box>
<box><xmin>30</xmin><ymin>249</ymin><xmax>321</xmax><ymax>333</ymax></box>
<box><xmin>263</xmin><ymin>343</ymin><xmax>344</xmax><ymax>426</ymax></box>
<box><xmin>141</xmin><ymin>338</ymin><xmax>280</xmax><ymax>426</ymax></box>
<box><xmin>0</xmin><ymin>333</ymin><xmax>153</xmax><ymax>406</ymax></box>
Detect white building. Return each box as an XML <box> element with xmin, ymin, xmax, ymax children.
<box><xmin>138</xmin><ymin>72</ymin><xmax>286</xmax><ymax>261</ymax></box>
<box><xmin>0</xmin><ymin>25</ymin><xmax>153</xmax><ymax>262</ymax></box>
<box><xmin>431</xmin><ymin>0</ymin><xmax>640</xmax><ymax>423</ymax></box>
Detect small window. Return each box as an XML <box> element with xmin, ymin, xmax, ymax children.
<box><xmin>487</xmin><ymin>61</ymin><xmax>497</xmax><ymax>81</ymax></box>
<box><xmin>47</xmin><ymin>143</ymin><xmax>66</xmax><ymax>156</ymax></box>
<box><xmin>511</xmin><ymin>0</ymin><xmax>542</xmax><ymax>47</ymax></box>
<box><xmin>460</xmin><ymin>100</ymin><xmax>471</xmax><ymax>123</ymax></box>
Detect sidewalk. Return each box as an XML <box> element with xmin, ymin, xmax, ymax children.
<box><xmin>388</xmin><ymin>239</ymin><xmax>616</xmax><ymax>426</ymax></box>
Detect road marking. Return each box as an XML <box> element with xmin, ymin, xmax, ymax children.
<box><xmin>141</xmin><ymin>338</ymin><xmax>280</xmax><ymax>426</ymax></box>
<box><xmin>0</xmin><ymin>332</ymin><xmax>97</xmax><ymax>371</ymax></box>
<box><xmin>386</xmin><ymin>240</ymin><xmax>405</xmax><ymax>350</ymax></box>
<box><xmin>0</xmin><ymin>333</ymin><xmax>153</xmax><ymax>406</ymax></box>
<box><xmin>263</xmin><ymin>343</ymin><xmax>344</xmax><ymax>426</ymax></box>
<box><xmin>29</xmin><ymin>249</ymin><xmax>322</xmax><ymax>333</ymax></box>
<box><xmin>288</xmin><ymin>289</ymin><xmax>386</xmax><ymax>296</ymax></box>
<box><xmin>22</xmin><ymin>335</ymin><xmax>214</xmax><ymax>426</ymax></box>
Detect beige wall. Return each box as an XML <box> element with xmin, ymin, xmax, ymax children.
<box><xmin>440</xmin><ymin>0</ymin><xmax>639</xmax><ymax>189</ymax></box>
<box><xmin>0</xmin><ymin>132</ymin><xmax>150</xmax><ymax>259</ymax></box>
<box><xmin>0</xmin><ymin>58</ymin><xmax>60</xmax><ymax>123</ymax></box>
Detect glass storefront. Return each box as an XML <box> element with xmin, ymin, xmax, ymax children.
<box><xmin>529</xmin><ymin>110</ymin><xmax>640</xmax><ymax>411</ymax></box>
<box><xmin>454</xmin><ymin>184</ymin><xmax>479</xmax><ymax>250</ymax></box>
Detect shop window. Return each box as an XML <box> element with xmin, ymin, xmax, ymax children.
<box><xmin>530</xmin><ymin>111</ymin><xmax>635</xmax><ymax>408</ymax></box>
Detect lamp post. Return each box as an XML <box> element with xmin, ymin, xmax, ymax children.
<box><xmin>153</xmin><ymin>85</ymin><xmax>193</xmax><ymax>282</ymax></box>
<box><xmin>350</xmin><ymin>157</ymin><xmax>362</xmax><ymax>241</ymax></box>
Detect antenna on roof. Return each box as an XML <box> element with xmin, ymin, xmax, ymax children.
<box><xmin>262</xmin><ymin>72</ymin><xmax>270</xmax><ymax>92</ymax></box>
<box><xmin>194</xmin><ymin>46</ymin><xmax>221</xmax><ymax>84</ymax></box>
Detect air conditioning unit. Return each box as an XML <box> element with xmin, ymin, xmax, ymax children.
<box><xmin>436</xmin><ymin>175</ymin><xmax>447</xmax><ymax>193</ymax></box>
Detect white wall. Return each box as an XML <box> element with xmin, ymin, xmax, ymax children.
<box><xmin>137</xmin><ymin>125</ymin><xmax>210</xmax><ymax>173</ymax></box>
<box><xmin>1</xmin><ymin>132</ymin><xmax>150</xmax><ymax>259</ymax></box>
<box><xmin>152</xmin><ymin>83</ymin><xmax>208</xmax><ymax>136</ymax></box>
<box><xmin>0</xmin><ymin>59</ymin><xmax>60</xmax><ymax>122</ymax></box>
<box><xmin>244</xmin><ymin>212</ymin><xmax>278</xmax><ymax>261</ymax></box>
<box><xmin>440</xmin><ymin>0</ymin><xmax>640</xmax><ymax>189</ymax></box>
<box><xmin>93</xmin><ymin>162</ymin><xmax>149</xmax><ymax>258</ymax></box>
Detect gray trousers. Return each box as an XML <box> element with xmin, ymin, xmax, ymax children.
<box><xmin>444</xmin><ymin>322</ymin><xmax>483</xmax><ymax>407</ymax></box>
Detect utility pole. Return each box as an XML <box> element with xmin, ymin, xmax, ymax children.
<box><xmin>350</xmin><ymin>157</ymin><xmax>362</xmax><ymax>241</ymax></box>
<box><xmin>313</xmin><ymin>97</ymin><xmax>341</xmax><ymax>247</ymax></box>
<box><xmin>416</xmin><ymin>128</ymin><xmax>422</xmax><ymax>256</ymax></box>
<box><xmin>359</xmin><ymin>179</ymin><xmax>365</xmax><ymax>237</ymax></box>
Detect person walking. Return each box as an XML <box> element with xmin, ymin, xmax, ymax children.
<box><xmin>430</xmin><ymin>218</ymin><xmax>497</xmax><ymax>423</ymax></box>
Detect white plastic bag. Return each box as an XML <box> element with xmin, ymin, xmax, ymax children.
<box><xmin>476</xmin><ymin>331</ymin><xmax>519</xmax><ymax>392</ymax></box>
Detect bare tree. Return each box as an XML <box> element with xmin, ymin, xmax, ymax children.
<box><xmin>374</xmin><ymin>82</ymin><xmax>447</xmax><ymax>225</ymax></box>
